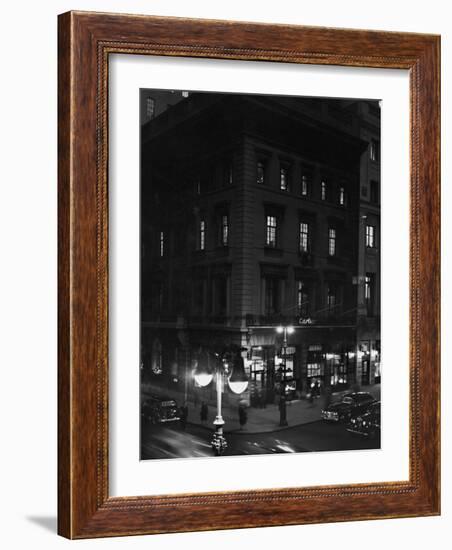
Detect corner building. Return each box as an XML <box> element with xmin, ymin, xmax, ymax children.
<box><xmin>141</xmin><ymin>92</ymin><xmax>379</xmax><ymax>407</ymax></box>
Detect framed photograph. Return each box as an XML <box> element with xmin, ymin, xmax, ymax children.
<box><xmin>58</xmin><ymin>11</ymin><xmax>440</xmax><ymax>538</ymax></box>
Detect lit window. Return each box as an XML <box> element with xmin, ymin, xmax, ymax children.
<box><xmin>199</xmin><ymin>220</ymin><xmax>206</xmax><ymax>250</ymax></box>
<box><xmin>365</xmin><ymin>273</ymin><xmax>375</xmax><ymax>316</ymax></box>
<box><xmin>297</xmin><ymin>281</ymin><xmax>309</xmax><ymax>317</ymax></box>
<box><xmin>257</xmin><ymin>161</ymin><xmax>265</xmax><ymax>185</ymax></box>
<box><xmin>328</xmin><ymin>228</ymin><xmax>336</xmax><ymax>256</ymax></box>
<box><xmin>301</xmin><ymin>174</ymin><xmax>309</xmax><ymax>196</ymax></box>
<box><xmin>339</xmin><ymin>186</ymin><xmax>346</xmax><ymax>205</ymax></box>
<box><xmin>146</xmin><ymin>97</ymin><xmax>155</xmax><ymax>120</ymax></box>
<box><xmin>266</xmin><ymin>215</ymin><xmax>277</xmax><ymax>247</ymax></box>
<box><xmin>280</xmin><ymin>166</ymin><xmax>289</xmax><ymax>191</ymax></box>
<box><xmin>221</xmin><ymin>214</ymin><xmax>229</xmax><ymax>246</ymax></box>
<box><xmin>321</xmin><ymin>180</ymin><xmax>327</xmax><ymax>200</ymax></box>
<box><xmin>369</xmin><ymin>139</ymin><xmax>380</xmax><ymax>162</ymax></box>
<box><xmin>366</xmin><ymin>225</ymin><xmax>376</xmax><ymax>248</ymax></box>
<box><xmin>159</xmin><ymin>231</ymin><xmax>164</xmax><ymax>257</ymax></box>
<box><xmin>181</xmin><ymin>91</ymin><xmax>189</xmax><ymax>98</ymax></box>
<box><xmin>299</xmin><ymin>222</ymin><xmax>309</xmax><ymax>253</ymax></box>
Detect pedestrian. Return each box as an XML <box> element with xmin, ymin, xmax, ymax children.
<box><xmin>308</xmin><ymin>382</ymin><xmax>315</xmax><ymax>405</ymax></box>
<box><xmin>180</xmin><ymin>403</ymin><xmax>188</xmax><ymax>430</ymax></box>
<box><xmin>315</xmin><ymin>379</ymin><xmax>321</xmax><ymax>398</ymax></box>
<box><xmin>200</xmin><ymin>401</ymin><xmax>208</xmax><ymax>424</ymax></box>
<box><xmin>324</xmin><ymin>386</ymin><xmax>332</xmax><ymax>410</ymax></box>
<box><xmin>238</xmin><ymin>404</ymin><xmax>247</xmax><ymax>429</ymax></box>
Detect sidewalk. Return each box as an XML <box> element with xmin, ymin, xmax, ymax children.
<box><xmin>142</xmin><ymin>383</ymin><xmax>381</xmax><ymax>434</ymax></box>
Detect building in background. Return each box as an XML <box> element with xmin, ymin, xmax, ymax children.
<box><xmin>140</xmin><ymin>89</ymin><xmax>190</xmax><ymax>125</ymax></box>
<box><xmin>140</xmin><ymin>91</ymin><xmax>380</xmax><ymax>408</ymax></box>
<box><xmin>355</xmin><ymin>101</ymin><xmax>381</xmax><ymax>385</ymax></box>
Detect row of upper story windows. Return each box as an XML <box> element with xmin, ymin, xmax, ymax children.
<box><xmin>265</xmin><ymin>215</ymin><xmax>339</xmax><ymax>257</ymax></box>
<box><xmin>188</xmin><ymin>157</ymin><xmax>354</xmax><ymax>202</ymax></box>
<box><xmin>265</xmin><ymin>216</ymin><xmax>377</xmax><ymax>255</ymax></box>
<box><xmin>256</xmin><ymin>159</ymin><xmax>349</xmax><ymax>206</ymax></box>
<box><xmin>147</xmin><ymin>269</ymin><xmax>377</xmax><ymax>319</ymax></box>
<box><xmin>152</xmin><ymin>215</ymin><xmax>377</xmax><ymax>260</ymax></box>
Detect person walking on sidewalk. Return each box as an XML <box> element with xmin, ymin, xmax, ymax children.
<box><xmin>314</xmin><ymin>379</ymin><xmax>321</xmax><ymax>398</ymax></box>
<box><xmin>238</xmin><ymin>404</ymin><xmax>247</xmax><ymax>430</ymax></box>
<box><xmin>179</xmin><ymin>403</ymin><xmax>188</xmax><ymax>431</ymax></box>
<box><xmin>200</xmin><ymin>402</ymin><xmax>208</xmax><ymax>424</ymax></box>
<box><xmin>308</xmin><ymin>383</ymin><xmax>315</xmax><ymax>406</ymax></box>
<box><xmin>323</xmin><ymin>386</ymin><xmax>332</xmax><ymax>410</ymax></box>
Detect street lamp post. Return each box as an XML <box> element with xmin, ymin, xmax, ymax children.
<box><xmin>194</xmin><ymin>349</ymin><xmax>249</xmax><ymax>455</ymax></box>
<box><xmin>276</xmin><ymin>325</ymin><xmax>294</xmax><ymax>427</ymax></box>
<box><xmin>212</xmin><ymin>367</ymin><xmax>226</xmax><ymax>455</ymax></box>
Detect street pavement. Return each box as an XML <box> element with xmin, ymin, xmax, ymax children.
<box><xmin>141</xmin><ymin>418</ymin><xmax>381</xmax><ymax>460</ymax></box>
<box><xmin>141</xmin><ymin>384</ymin><xmax>381</xmax><ymax>459</ymax></box>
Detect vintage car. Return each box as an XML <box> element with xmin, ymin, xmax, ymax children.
<box><xmin>321</xmin><ymin>391</ymin><xmax>376</xmax><ymax>422</ymax></box>
<box><xmin>347</xmin><ymin>401</ymin><xmax>381</xmax><ymax>438</ymax></box>
<box><xmin>141</xmin><ymin>394</ymin><xmax>180</xmax><ymax>424</ymax></box>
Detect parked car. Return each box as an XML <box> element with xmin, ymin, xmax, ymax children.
<box><xmin>141</xmin><ymin>394</ymin><xmax>180</xmax><ymax>424</ymax></box>
<box><xmin>321</xmin><ymin>392</ymin><xmax>376</xmax><ymax>422</ymax></box>
<box><xmin>347</xmin><ymin>401</ymin><xmax>381</xmax><ymax>438</ymax></box>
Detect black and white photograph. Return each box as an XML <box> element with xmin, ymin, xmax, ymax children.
<box><xmin>139</xmin><ymin>89</ymin><xmax>381</xmax><ymax>460</ymax></box>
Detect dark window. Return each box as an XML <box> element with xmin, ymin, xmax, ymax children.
<box><xmin>151</xmin><ymin>282</ymin><xmax>163</xmax><ymax>313</ymax></box>
<box><xmin>328</xmin><ymin>227</ymin><xmax>336</xmax><ymax>256</ymax></box>
<box><xmin>366</xmin><ymin>225</ymin><xmax>376</xmax><ymax>248</ymax></box>
<box><xmin>266</xmin><ymin>215</ymin><xmax>277</xmax><ymax>247</ymax></box>
<box><xmin>215</xmin><ymin>278</ymin><xmax>228</xmax><ymax>316</ymax></box>
<box><xmin>327</xmin><ymin>284</ymin><xmax>337</xmax><ymax>314</ymax></box>
<box><xmin>370</xmin><ymin>180</ymin><xmax>379</xmax><ymax>204</ymax></box>
<box><xmin>227</xmin><ymin>164</ymin><xmax>233</xmax><ymax>186</ymax></box>
<box><xmin>265</xmin><ymin>278</ymin><xmax>280</xmax><ymax>315</ymax></box>
<box><xmin>193</xmin><ymin>280</ymin><xmax>205</xmax><ymax>313</ymax></box>
<box><xmin>257</xmin><ymin>161</ymin><xmax>265</xmax><ymax>185</ymax></box>
<box><xmin>365</xmin><ymin>273</ymin><xmax>376</xmax><ymax>316</ymax></box>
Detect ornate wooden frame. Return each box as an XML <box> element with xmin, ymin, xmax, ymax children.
<box><xmin>58</xmin><ymin>11</ymin><xmax>440</xmax><ymax>539</ymax></box>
